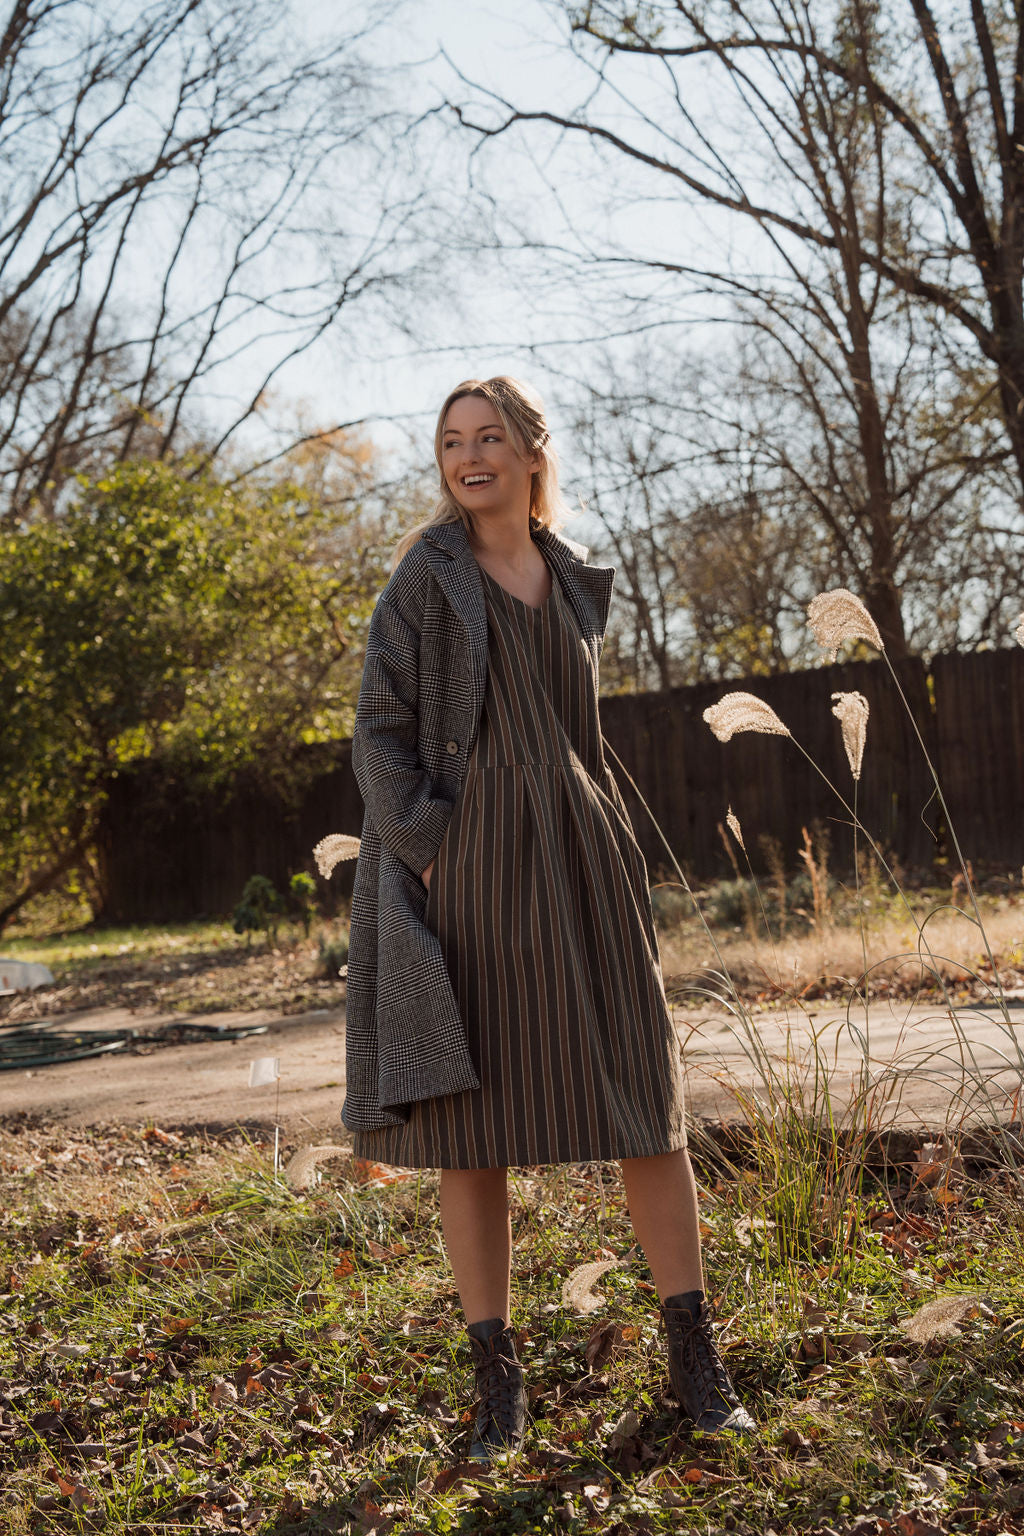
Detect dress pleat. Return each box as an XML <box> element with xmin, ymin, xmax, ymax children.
<box><xmin>351</xmin><ymin>550</ymin><xmax>688</xmax><ymax>1169</ymax></box>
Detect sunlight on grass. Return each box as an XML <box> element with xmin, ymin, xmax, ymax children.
<box><xmin>0</xmin><ymin>1120</ymin><xmax>1022</xmax><ymax>1534</ymax></box>
<box><xmin>1</xmin><ymin>919</ymin><xmax>239</xmax><ymax>969</ymax></box>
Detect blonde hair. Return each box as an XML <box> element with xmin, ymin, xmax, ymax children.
<box><xmin>389</xmin><ymin>375</ymin><xmax>576</xmax><ymax>572</ymax></box>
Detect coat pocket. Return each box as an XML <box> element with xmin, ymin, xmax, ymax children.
<box><xmin>375</xmin><ymin>846</ymin><xmax>481</xmax><ymax>1110</ymax></box>
<box><xmin>423</xmin><ymin>785</ymin><xmax>465</xmax><ymax>925</ymax></box>
<box><xmin>424</xmin><ymin>753</ymin><xmax>479</xmax><ymax>923</ymax></box>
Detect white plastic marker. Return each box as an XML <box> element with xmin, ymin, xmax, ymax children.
<box><xmin>248</xmin><ymin>1056</ymin><xmax>282</xmax><ymax>1172</ymax></box>
<box><xmin>248</xmin><ymin>1056</ymin><xmax>280</xmax><ymax>1087</ymax></box>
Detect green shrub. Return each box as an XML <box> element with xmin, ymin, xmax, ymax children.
<box><xmin>315</xmin><ymin>932</ymin><xmax>349</xmax><ymax>979</ymax></box>
<box><xmin>289</xmin><ymin>871</ymin><xmax>318</xmax><ymax>937</ymax></box>
<box><xmin>233</xmin><ymin>874</ymin><xmax>283</xmax><ymax>947</ymax></box>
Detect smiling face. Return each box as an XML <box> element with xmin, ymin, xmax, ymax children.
<box><xmin>440</xmin><ymin>393</ymin><xmax>541</xmax><ymax>520</ymax></box>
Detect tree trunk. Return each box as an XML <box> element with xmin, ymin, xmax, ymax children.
<box><xmin>0</xmin><ymin>837</ymin><xmax>92</xmax><ymax>935</ymax></box>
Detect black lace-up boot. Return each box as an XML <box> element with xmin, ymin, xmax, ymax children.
<box><xmin>465</xmin><ymin>1316</ymin><xmax>527</xmax><ymax>1463</ymax></box>
<box><xmin>660</xmin><ymin>1290</ymin><xmax>757</xmax><ymax>1437</ymax></box>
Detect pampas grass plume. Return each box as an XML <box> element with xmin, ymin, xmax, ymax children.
<box><xmin>282</xmin><ymin>1144</ymin><xmax>349</xmax><ymax>1190</ymax></box>
<box><xmin>726</xmin><ymin>806</ymin><xmax>746</xmax><ymax>851</ymax></box>
<box><xmin>831</xmin><ymin>691</ymin><xmax>869</xmax><ymax>781</ymax></box>
<box><xmin>807</xmin><ymin>589</ymin><xmax>883</xmax><ymax>662</ymax></box>
<box><xmin>703</xmin><ymin>692</ymin><xmax>791</xmax><ymax>742</ymax></box>
<box><xmin>313</xmin><ymin>834</ymin><xmax>361</xmax><ymax>879</ymax></box>
<box><xmin>1016</xmin><ymin>611</ymin><xmax>1024</xmax><ymax>648</ymax></box>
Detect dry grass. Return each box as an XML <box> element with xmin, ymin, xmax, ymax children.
<box><xmin>2</xmin><ymin>891</ymin><xmax>1021</xmax><ymax>1031</ymax></box>
<box><xmin>657</xmin><ymin>896</ymin><xmax>1024</xmax><ymax>1004</ymax></box>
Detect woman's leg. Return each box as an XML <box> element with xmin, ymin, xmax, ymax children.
<box><xmin>439</xmin><ymin>1166</ymin><xmax>512</xmax><ymax>1323</ymax></box>
<box><xmin>620</xmin><ymin>1149</ymin><xmax>756</xmax><ymax>1434</ymax></box>
<box><xmin>618</xmin><ymin>1148</ymin><xmax>705</xmax><ymax>1301</ymax></box>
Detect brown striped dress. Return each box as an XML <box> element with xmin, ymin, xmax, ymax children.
<box><xmin>351</xmin><ymin>550</ymin><xmax>688</xmax><ymax>1169</ymax></box>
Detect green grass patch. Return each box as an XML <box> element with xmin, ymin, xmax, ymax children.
<box><xmin>1</xmin><ymin>919</ymin><xmax>239</xmax><ymax>971</ymax></box>
<box><xmin>0</xmin><ymin>919</ymin><xmax>351</xmax><ymax>1023</ymax></box>
<box><xmin>0</xmin><ymin>1117</ymin><xmax>1022</xmax><ymax>1533</ymax></box>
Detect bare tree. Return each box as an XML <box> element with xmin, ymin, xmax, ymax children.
<box><xmin>561</xmin><ymin>314</ymin><xmax>1012</xmax><ymax>685</ymax></box>
<box><xmin>0</xmin><ymin>0</ymin><xmax>432</xmax><ymax>521</ymax></box>
<box><xmin>441</xmin><ymin>0</ymin><xmax>1022</xmax><ymax>657</ymax></box>
<box><xmin>567</xmin><ymin>348</ymin><xmax>817</xmax><ymax>688</ymax></box>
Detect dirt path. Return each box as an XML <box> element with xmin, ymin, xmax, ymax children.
<box><xmin>1</xmin><ymin>996</ymin><xmax>1021</xmax><ymax>1139</ymax></box>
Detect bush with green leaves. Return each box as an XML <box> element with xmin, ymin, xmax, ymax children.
<box><xmin>315</xmin><ymin>931</ymin><xmax>349</xmax><ymax>979</ymax></box>
<box><xmin>232</xmin><ymin>875</ymin><xmax>283</xmax><ymax>947</ymax></box>
<box><xmin>288</xmin><ymin>872</ymin><xmax>319</xmax><ymax>937</ymax></box>
<box><xmin>0</xmin><ymin>456</ymin><xmax>373</xmax><ymax>932</ymax></box>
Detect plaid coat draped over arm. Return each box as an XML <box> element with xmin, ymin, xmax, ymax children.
<box><xmin>338</xmin><ymin>514</ymin><xmax>616</xmax><ymax>1132</ymax></box>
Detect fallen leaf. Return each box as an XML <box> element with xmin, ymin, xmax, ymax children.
<box><xmin>159</xmin><ymin>1315</ymin><xmax>198</xmax><ymax>1336</ymax></box>
<box><xmin>911</xmin><ymin>1142</ymin><xmax>965</xmax><ymax>1189</ymax></box>
<box><xmin>46</xmin><ymin>1466</ymin><xmax>94</xmax><ymax>1509</ymax></box>
<box><xmin>432</xmin><ymin>1462</ymin><xmax>495</xmax><ymax>1494</ymax></box>
<box><xmin>835</xmin><ymin>1331</ymin><xmax>874</xmax><ymax>1357</ymax></box>
<box><xmin>793</xmin><ymin>1327</ymin><xmax>829</xmax><ymax>1363</ymax></box>
<box><xmin>143</xmin><ymin>1127</ymin><xmax>181</xmax><ymax>1146</ymax></box>
<box><xmin>583</xmin><ymin>1320</ymin><xmax>635</xmax><ymax>1369</ymax></box>
<box><xmin>894</xmin><ymin>1509</ymin><xmax>947</xmax><ymax>1536</ymax></box>
<box><xmin>356</xmin><ymin>1373</ymin><xmax>391</xmax><ymax>1395</ymax></box>
<box><xmin>607</xmin><ymin>1408</ymin><xmax>641</xmax><ymax>1449</ymax></box>
<box><xmin>351</xmin><ymin>1157</ymin><xmax>413</xmax><ymax>1186</ymax></box>
<box><xmin>801</xmin><ymin>1295</ymin><xmax>828</xmax><ymax>1326</ymax></box>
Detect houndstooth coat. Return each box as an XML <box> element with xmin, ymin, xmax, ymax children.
<box><xmin>340</xmin><ymin>513</ymin><xmax>616</xmax><ymax>1132</ymax></box>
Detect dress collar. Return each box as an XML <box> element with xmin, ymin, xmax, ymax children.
<box><xmin>419</xmin><ymin>515</ymin><xmax>590</xmax><ymax>564</ymax></box>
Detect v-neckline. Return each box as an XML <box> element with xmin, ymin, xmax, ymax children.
<box><xmin>479</xmin><ymin>559</ymin><xmax>557</xmax><ymax>612</ymax></box>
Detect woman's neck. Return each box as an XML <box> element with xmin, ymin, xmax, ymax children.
<box><xmin>466</xmin><ymin>511</ymin><xmax>537</xmax><ymax>570</ymax></box>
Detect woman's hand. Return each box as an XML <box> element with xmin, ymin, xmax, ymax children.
<box><xmin>421</xmin><ymin>856</ymin><xmax>436</xmax><ymax>891</ymax></box>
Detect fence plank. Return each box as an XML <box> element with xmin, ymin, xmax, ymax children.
<box><xmin>931</xmin><ymin>649</ymin><xmax>1024</xmax><ymax>871</ymax></box>
<box><xmin>95</xmin><ymin>651</ymin><xmax>1016</xmax><ymax>923</ymax></box>
<box><xmin>97</xmin><ymin>744</ymin><xmax>362</xmax><ymax>924</ymax></box>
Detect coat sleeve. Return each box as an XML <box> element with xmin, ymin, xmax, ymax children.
<box><xmin>350</xmin><ymin>594</ymin><xmax>454</xmax><ymax>880</ymax></box>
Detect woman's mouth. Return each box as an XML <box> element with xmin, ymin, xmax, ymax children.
<box><xmin>462</xmin><ymin>474</ymin><xmax>496</xmax><ymax>488</ymax></box>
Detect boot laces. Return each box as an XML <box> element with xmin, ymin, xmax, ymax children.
<box><xmin>472</xmin><ymin>1339</ymin><xmax>522</xmax><ymax>1434</ymax></box>
<box><xmin>664</xmin><ymin>1301</ymin><xmax>737</xmax><ymax>1412</ymax></box>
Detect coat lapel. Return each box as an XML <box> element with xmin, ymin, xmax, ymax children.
<box><xmin>419</xmin><ymin>517</ymin><xmax>615</xmax><ymax>675</ymax></box>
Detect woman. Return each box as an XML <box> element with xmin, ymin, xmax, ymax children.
<box><xmin>322</xmin><ymin>376</ymin><xmax>755</xmax><ymax>1463</ymax></box>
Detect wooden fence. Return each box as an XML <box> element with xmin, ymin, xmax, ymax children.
<box><xmin>97</xmin><ymin>649</ymin><xmax>1024</xmax><ymax>922</ymax></box>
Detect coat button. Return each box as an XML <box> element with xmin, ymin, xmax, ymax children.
<box><xmin>445</xmin><ymin>739</ymin><xmax>459</xmax><ymax>754</ymax></box>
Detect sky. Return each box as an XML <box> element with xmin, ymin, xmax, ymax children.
<box><xmin>48</xmin><ymin>0</ymin><xmax>773</xmax><ymax>518</ymax></box>
<box><xmin>318</xmin><ymin>0</ymin><xmax>633</xmax><ymax>460</ymax></box>
<box><xmin>244</xmin><ymin>0</ymin><xmax>736</xmax><ymax>500</ymax></box>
